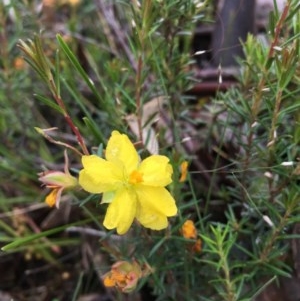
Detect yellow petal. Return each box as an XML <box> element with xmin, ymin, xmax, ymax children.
<box><xmin>79</xmin><ymin>155</ymin><xmax>123</xmax><ymax>193</ymax></box>
<box><xmin>138</xmin><ymin>155</ymin><xmax>173</xmax><ymax>187</ymax></box>
<box><xmin>135</xmin><ymin>186</ymin><xmax>177</xmax><ymax>230</ymax></box>
<box><xmin>136</xmin><ymin>207</ymin><xmax>168</xmax><ymax>230</ymax></box>
<box><xmin>103</xmin><ymin>188</ymin><xmax>137</xmax><ymax>235</ymax></box>
<box><xmin>105</xmin><ymin>131</ymin><xmax>139</xmax><ymax>174</ymax></box>
<box><xmin>45</xmin><ymin>188</ymin><xmax>61</xmax><ymax>207</ymax></box>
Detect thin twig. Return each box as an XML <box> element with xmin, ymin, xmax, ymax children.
<box><xmin>66</xmin><ymin>226</ymin><xmax>122</xmax><ymax>241</ymax></box>
<box><xmin>251</xmin><ymin>1</ymin><xmax>291</xmax><ymax>117</ymax></box>
<box><xmin>94</xmin><ymin>0</ymin><xmax>137</xmax><ymax>72</ymax></box>
<box><xmin>49</xmin><ymin>79</ymin><xmax>89</xmax><ymax>156</ymax></box>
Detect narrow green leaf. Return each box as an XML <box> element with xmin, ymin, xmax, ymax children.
<box><xmin>23</xmin><ymin>57</ymin><xmax>48</xmax><ymax>83</ymax></box>
<box><xmin>62</xmin><ymin>78</ymin><xmax>96</xmax><ymax>123</ymax></box>
<box><xmin>281</xmin><ymin>32</ymin><xmax>300</xmax><ymax>47</ymax></box>
<box><xmin>55</xmin><ymin>49</ymin><xmax>61</xmax><ymax>96</ymax></box>
<box><xmin>1</xmin><ymin>219</ymin><xmax>91</xmax><ymax>251</ymax></box>
<box><xmin>72</xmin><ymin>272</ymin><xmax>84</xmax><ymax>301</ymax></box>
<box><xmin>263</xmin><ymin>262</ymin><xmax>291</xmax><ymax>277</ymax></box>
<box><xmin>265</xmin><ymin>57</ymin><xmax>274</xmax><ymax>70</ymax></box>
<box><xmin>34</xmin><ymin>35</ymin><xmax>52</xmax><ymax>80</ymax></box>
<box><xmin>0</xmin><ymin>219</ymin><xmax>18</xmax><ymax>237</ymax></box>
<box><xmin>34</xmin><ymin>94</ymin><xmax>64</xmax><ymax>114</ymax></box>
<box><xmin>82</xmin><ymin>117</ymin><xmax>106</xmax><ymax>144</ymax></box>
<box><xmin>249</xmin><ymin>276</ymin><xmax>277</xmax><ymax>300</ymax></box>
<box><xmin>149</xmin><ymin>237</ymin><xmax>167</xmax><ymax>257</ymax></box>
<box><xmin>279</xmin><ymin>65</ymin><xmax>297</xmax><ymax>89</ymax></box>
<box><xmin>56</xmin><ymin>34</ymin><xmax>103</xmax><ymax>104</ymax></box>
<box><xmin>285</xmin><ymin>3</ymin><xmax>300</xmax><ymax>22</ymax></box>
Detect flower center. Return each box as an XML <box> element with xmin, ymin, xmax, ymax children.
<box><xmin>129</xmin><ymin>170</ymin><xmax>143</xmax><ymax>184</ymax></box>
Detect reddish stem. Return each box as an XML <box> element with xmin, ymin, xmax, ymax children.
<box><xmin>49</xmin><ymin>79</ymin><xmax>89</xmax><ymax>156</ymax></box>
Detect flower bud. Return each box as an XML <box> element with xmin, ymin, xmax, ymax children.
<box><xmin>38</xmin><ymin>151</ymin><xmax>77</xmax><ymax>208</ymax></box>
<box><xmin>181</xmin><ymin>220</ymin><xmax>202</xmax><ymax>254</ymax></box>
<box><xmin>102</xmin><ymin>261</ymin><xmax>143</xmax><ymax>293</ymax></box>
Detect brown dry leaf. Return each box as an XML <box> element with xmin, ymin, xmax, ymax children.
<box><xmin>293</xmin><ymin>164</ymin><xmax>300</xmax><ymax>176</ymax></box>
<box><xmin>126</xmin><ymin>96</ymin><xmax>167</xmax><ymax>154</ymax></box>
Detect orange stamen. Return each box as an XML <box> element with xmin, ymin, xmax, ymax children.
<box><xmin>45</xmin><ymin>189</ymin><xmax>59</xmax><ymax>207</ymax></box>
<box><xmin>103</xmin><ymin>276</ymin><xmax>116</xmax><ymax>287</ymax></box>
<box><xmin>129</xmin><ymin>170</ymin><xmax>143</xmax><ymax>184</ymax></box>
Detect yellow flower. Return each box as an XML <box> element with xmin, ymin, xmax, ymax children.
<box><xmin>38</xmin><ymin>151</ymin><xmax>78</xmax><ymax>208</ymax></box>
<box><xmin>79</xmin><ymin>131</ymin><xmax>177</xmax><ymax>234</ymax></box>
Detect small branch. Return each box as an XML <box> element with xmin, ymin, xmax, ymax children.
<box><xmin>251</xmin><ymin>1</ymin><xmax>291</xmax><ymax>118</ymax></box>
<box><xmin>49</xmin><ymin>80</ymin><xmax>89</xmax><ymax>156</ymax></box>
<box><xmin>135</xmin><ymin>56</ymin><xmax>144</xmax><ymax>145</ymax></box>
<box><xmin>268</xmin><ymin>89</ymin><xmax>283</xmax><ymax>148</ymax></box>
<box><xmin>35</xmin><ymin>127</ymin><xmax>84</xmax><ymax>157</ymax></box>
<box><xmin>242</xmin><ymin>2</ymin><xmax>291</xmax><ymax>197</ymax></box>
<box><xmin>66</xmin><ymin>226</ymin><xmax>122</xmax><ymax>241</ymax></box>
<box><xmin>259</xmin><ymin>203</ymin><xmax>295</xmax><ymax>262</ymax></box>
<box><xmin>94</xmin><ymin>0</ymin><xmax>137</xmax><ymax>72</ymax></box>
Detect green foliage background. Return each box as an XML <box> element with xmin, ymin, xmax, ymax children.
<box><xmin>0</xmin><ymin>0</ymin><xmax>300</xmax><ymax>300</ymax></box>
